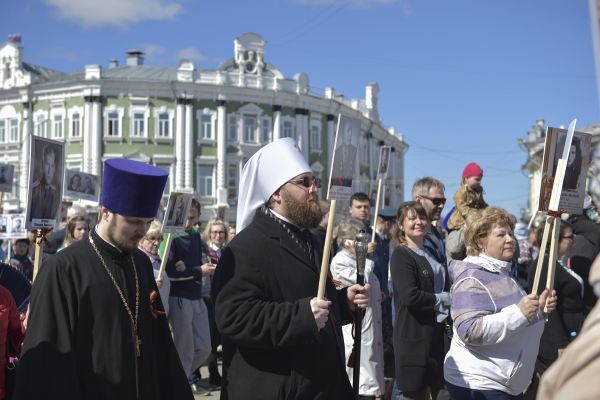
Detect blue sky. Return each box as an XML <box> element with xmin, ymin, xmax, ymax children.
<box><xmin>1</xmin><ymin>0</ymin><xmax>598</xmax><ymax>219</ymax></box>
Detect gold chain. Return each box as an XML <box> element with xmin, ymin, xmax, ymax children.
<box><xmin>88</xmin><ymin>235</ymin><xmax>140</xmax><ymax>356</ymax></box>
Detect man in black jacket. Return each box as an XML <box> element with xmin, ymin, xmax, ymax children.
<box><xmin>213</xmin><ymin>137</ymin><xmax>370</xmax><ymax>400</ymax></box>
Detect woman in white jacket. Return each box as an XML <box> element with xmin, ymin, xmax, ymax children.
<box><xmin>444</xmin><ymin>207</ymin><xmax>557</xmax><ymax>400</ymax></box>
<box><xmin>331</xmin><ymin>219</ymin><xmax>385</xmax><ymax>399</ymax></box>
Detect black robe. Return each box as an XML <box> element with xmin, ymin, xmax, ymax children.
<box><xmin>212</xmin><ymin>210</ymin><xmax>355</xmax><ymax>400</ymax></box>
<box><xmin>14</xmin><ymin>229</ymin><xmax>193</xmax><ymax>400</ymax></box>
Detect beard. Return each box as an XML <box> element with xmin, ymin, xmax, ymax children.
<box><xmin>107</xmin><ymin>215</ymin><xmax>141</xmax><ymax>254</ymax></box>
<box><xmin>280</xmin><ymin>188</ymin><xmax>322</xmax><ymax>230</ymax></box>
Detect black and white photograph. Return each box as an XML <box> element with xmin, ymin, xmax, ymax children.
<box><xmin>26</xmin><ymin>136</ymin><xmax>64</xmax><ymax>230</ymax></box>
<box><xmin>162</xmin><ymin>192</ymin><xmax>194</xmax><ymax>234</ymax></box>
<box><xmin>0</xmin><ymin>164</ymin><xmax>14</xmax><ymax>193</ymax></box>
<box><xmin>0</xmin><ymin>216</ymin><xmax>7</xmax><ymax>239</ymax></box>
<box><xmin>377</xmin><ymin>145</ymin><xmax>391</xmax><ymax>180</ymax></box>
<box><xmin>64</xmin><ymin>170</ymin><xmax>100</xmax><ymax>202</ymax></box>
<box><xmin>539</xmin><ymin>126</ymin><xmax>591</xmax><ymax>214</ymax></box>
<box><xmin>10</xmin><ymin>214</ymin><xmax>26</xmax><ymax>238</ymax></box>
<box><xmin>328</xmin><ymin>114</ymin><xmax>361</xmax><ymax>201</ymax></box>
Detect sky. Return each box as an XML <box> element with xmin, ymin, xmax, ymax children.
<box><xmin>1</xmin><ymin>0</ymin><xmax>599</xmax><ymax>220</ymax></box>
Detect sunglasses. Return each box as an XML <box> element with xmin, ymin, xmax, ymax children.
<box><xmin>420</xmin><ymin>195</ymin><xmax>447</xmax><ymax>206</ymax></box>
<box><xmin>288</xmin><ymin>176</ymin><xmax>322</xmax><ymax>189</ymax></box>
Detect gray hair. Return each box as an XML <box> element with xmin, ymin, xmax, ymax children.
<box><xmin>411</xmin><ymin>176</ymin><xmax>445</xmax><ymax>200</ymax></box>
<box><xmin>67</xmin><ymin>205</ymin><xmax>88</xmax><ymax>219</ymax></box>
<box><xmin>333</xmin><ymin>219</ymin><xmax>365</xmax><ymax>248</ymax></box>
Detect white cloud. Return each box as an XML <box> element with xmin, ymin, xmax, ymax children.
<box><xmin>43</xmin><ymin>0</ymin><xmax>183</xmax><ymax>28</ymax></box>
<box><xmin>139</xmin><ymin>44</ymin><xmax>169</xmax><ymax>62</ymax></box>
<box><xmin>176</xmin><ymin>48</ymin><xmax>208</xmax><ymax>63</ymax></box>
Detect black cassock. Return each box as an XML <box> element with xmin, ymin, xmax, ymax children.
<box><xmin>14</xmin><ymin>229</ymin><xmax>193</xmax><ymax>400</ymax></box>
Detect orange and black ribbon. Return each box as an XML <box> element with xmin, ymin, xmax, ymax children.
<box><xmin>546</xmin><ymin>209</ymin><xmax>567</xmax><ymax>218</ymax></box>
<box><xmin>149</xmin><ymin>290</ymin><xmax>166</xmax><ymax>319</ymax></box>
<box><xmin>36</xmin><ymin>228</ymin><xmax>54</xmax><ymax>249</ymax></box>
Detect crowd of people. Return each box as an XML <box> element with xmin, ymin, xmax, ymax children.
<box><xmin>0</xmin><ymin>138</ymin><xmax>597</xmax><ymax>400</ymax></box>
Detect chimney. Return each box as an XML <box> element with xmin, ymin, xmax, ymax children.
<box><xmin>109</xmin><ymin>59</ymin><xmax>119</xmax><ymax>69</ymax></box>
<box><xmin>126</xmin><ymin>50</ymin><xmax>144</xmax><ymax>66</ymax></box>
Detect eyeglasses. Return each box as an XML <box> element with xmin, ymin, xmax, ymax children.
<box><xmin>145</xmin><ymin>237</ymin><xmax>163</xmax><ymax>243</ymax></box>
<box><xmin>211</xmin><ymin>231</ymin><xmax>225</xmax><ymax>236</ymax></box>
<box><xmin>287</xmin><ymin>176</ymin><xmax>322</xmax><ymax>189</ymax></box>
<box><xmin>420</xmin><ymin>195</ymin><xmax>447</xmax><ymax>206</ymax></box>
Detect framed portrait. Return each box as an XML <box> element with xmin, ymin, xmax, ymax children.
<box><xmin>538</xmin><ymin>126</ymin><xmax>592</xmax><ymax>215</ymax></box>
<box><xmin>25</xmin><ymin>137</ymin><xmax>65</xmax><ymax>230</ymax></box>
<box><xmin>86</xmin><ymin>212</ymin><xmax>99</xmax><ymax>231</ymax></box>
<box><xmin>0</xmin><ymin>215</ymin><xmax>8</xmax><ymax>239</ymax></box>
<box><xmin>63</xmin><ymin>170</ymin><xmax>100</xmax><ymax>203</ymax></box>
<box><xmin>376</xmin><ymin>146</ymin><xmax>391</xmax><ymax>180</ymax></box>
<box><xmin>327</xmin><ymin>114</ymin><xmax>361</xmax><ymax>201</ymax></box>
<box><xmin>9</xmin><ymin>213</ymin><xmax>26</xmax><ymax>239</ymax></box>
<box><xmin>0</xmin><ymin>164</ymin><xmax>14</xmax><ymax>193</ymax></box>
<box><xmin>217</xmin><ymin>206</ymin><xmax>227</xmax><ymax>221</ymax></box>
<box><xmin>162</xmin><ymin>192</ymin><xmax>194</xmax><ymax>234</ymax></box>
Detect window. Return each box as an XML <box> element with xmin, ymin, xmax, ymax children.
<box><xmin>132</xmin><ymin>113</ymin><xmax>145</xmax><ymax>137</ymax></box>
<box><xmin>35</xmin><ymin>115</ymin><xmax>46</xmax><ymax>137</ymax></box>
<box><xmin>310</xmin><ymin>124</ymin><xmax>321</xmax><ymax>149</ymax></box>
<box><xmin>200</xmin><ymin>115</ymin><xmax>212</xmax><ymax>140</ymax></box>
<box><xmin>53</xmin><ymin>114</ymin><xmax>63</xmax><ymax>139</ymax></box>
<box><xmin>198</xmin><ymin>166</ymin><xmax>214</xmax><ymax>197</ymax></box>
<box><xmin>243</xmin><ymin>117</ymin><xmax>256</xmax><ymax>142</ymax></box>
<box><xmin>9</xmin><ymin>119</ymin><xmax>18</xmax><ymax>142</ymax></box>
<box><xmin>228</xmin><ymin>116</ymin><xmax>238</xmax><ymax>141</ymax></box>
<box><xmin>107</xmin><ymin>112</ymin><xmax>119</xmax><ymax>136</ymax></box>
<box><xmin>228</xmin><ymin>165</ymin><xmax>239</xmax><ymax>206</ymax></box>
<box><xmin>157</xmin><ymin>113</ymin><xmax>170</xmax><ymax>138</ymax></box>
<box><xmin>0</xmin><ymin>121</ymin><xmax>5</xmax><ymax>143</ymax></box>
<box><xmin>261</xmin><ymin>119</ymin><xmax>270</xmax><ymax>142</ymax></box>
<box><xmin>282</xmin><ymin>121</ymin><xmax>293</xmax><ymax>138</ymax></box>
<box><xmin>71</xmin><ymin>113</ymin><xmax>81</xmax><ymax>137</ymax></box>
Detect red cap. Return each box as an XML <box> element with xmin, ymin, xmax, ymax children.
<box><xmin>462</xmin><ymin>162</ymin><xmax>483</xmax><ymax>179</ymax></box>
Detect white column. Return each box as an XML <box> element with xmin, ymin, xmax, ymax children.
<box><xmin>20</xmin><ymin>106</ymin><xmax>31</xmax><ymax>208</ymax></box>
<box><xmin>302</xmin><ymin>113</ymin><xmax>309</xmax><ymax>154</ymax></box>
<box><xmin>184</xmin><ymin>102</ymin><xmax>193</xmax><ymax>189</ymax></box>
<box><xmin>216</xmin><ymin>102</ymin><xmax>228</xmax><ymax>205</ymax></box>
<box><xmin>273</xmin><ymin>106</ymin><xmax>281</xmax><ymax>141</ymax></box>
<box><xmin>91</xmin><ymin>99</ymin><xmax>101</xmax><ymax>176</ymax></box>
<box><xmin>175</xmin><ymin>101</ymin><xmax>185</xmax><ymax>189</ymax></box>
<box><xmin>83</xmin><ymin>99</ymin><xmax>93</xmax><ymax>173</ymax></box>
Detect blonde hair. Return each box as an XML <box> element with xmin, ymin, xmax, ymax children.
<box><xmin>391</xmin><ymin>201</ymin><xmax>429</xmax><ymax>247</ymax></box>
<box><xmin>464</xmin><ymin>207</ymin><xmax>514</xmax><ymax>256</ymax></box>
<box><xmin>333</xmin><ymin>219</ymin><xmax>365</xmax><ymax>248</ymax></box>
<box><xmin>204</xmin><ymin>218</ymin><xmax>228</xmax><ymax>247</ymax></box>
<box><xmin>139</xmin><ymin>220</ymin><xmax>163</xmax><ymax>249</ymax></box>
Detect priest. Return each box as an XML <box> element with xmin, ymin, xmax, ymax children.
<box><xmin>14</xmin><ymin>159</ymin><xmax>193</xmax><ymax>400</ymax></box>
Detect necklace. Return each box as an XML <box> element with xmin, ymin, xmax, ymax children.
<box><xmin>89</xmin><ymin>235</ymin><xmax>141</xmax><ymax>357</ymax></box>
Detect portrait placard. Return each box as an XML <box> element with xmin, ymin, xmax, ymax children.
<box><xmin>327</xmin><ymin>114</ymin><xmax>361</xmax><ymax>201</ymax></box>
<box><xmin>9</xmin><ymin>213</ymin><xmax>26</xmax><ymax>239</ymax></box>
<box><xmin>0</xmin><ymin>164</ymin><xmax>14</xmax><ymax>193</ymax></box>
<box><xmin>0</xmin><ymin>215</ymin><xmax>8</xmax><ymax>239</ymax></box>
<box><xmin>86</xmin><ymin>212</ymin><xmax>99</xmax><ymax>231</ymax></box>
<box><xmin>377</xmin><ymin>146</ymin><xmax>391</xmax><ymax>180</ymax></box>
<box><xmin>26</xmin><ymin>137</ymin><xmax>64</xmax><ymax>230</ymax></box>
<box><xmin>64</xmin><ymin>170</ymin><xmax>100</xmax><ymax>202</ymax></box>
<box><xmin>538</xmin><ymin>126</ymin><xmax>592</xmax><ymax>214</ymax></box>
<box><xmin>162</xmin><ymin>192</ymin><xmax>194</xmax><ymax>234</ymax></box>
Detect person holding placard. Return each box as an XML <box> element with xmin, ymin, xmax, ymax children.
<box><xmin>139</xmin><ymin>220</ymin><xmax>171</xmax><ymax>317</ymax></box>
<box><xmin>14</xmin><ymin>158</ymin><xmax>192</xmax><ymax>400</ymax></box>
<box><xmin>212</xmin><ymin>137</ymin><xmax>370</xmax><ymax>400</ymax></box>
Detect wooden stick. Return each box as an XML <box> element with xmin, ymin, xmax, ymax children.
<box><xmin>317</xmin><ymin>199</ymin><xmax>337</xmax><ymax>300</ymax></box>
<box><xmin>371</xmin><ymin>179</ymin><xmax>383</xmax><ymax>243</ymax></box>
<box><xmin>544</xmin><ymin>217</ymin><xmax>561</xmax><ymax>312</ymax></box>
<box><xmin>531</xmin><ymin>216</ymin><xmax>552</xmax><ymax>295</ymax></box>
<box><xmin>158</xmin><ymin>233</ymin><xmax>173</xmax><ymax>279</ymax></box>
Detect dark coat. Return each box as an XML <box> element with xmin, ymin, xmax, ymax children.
<box><xmin>14</xmin><ymin>229</ymin><xmax>193</xmax><ymax>400</ymax></box>
<box><xmin>568</xmin><ymin>215</ymin><xmax>600</xmax><ymax>311</ymax></box>
<box><xmin>212</xmin><ymin>210</ymin><xmax>355</xmax><ymax>400</ymax></box>
<box><xmin>390</xmin><ymin>246</ymin><xmax>446</xmax><ymax>392</ymax></box>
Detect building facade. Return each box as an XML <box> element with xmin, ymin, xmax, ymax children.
<box><xmin>0</xmin><ymin>32</ymin><xmax>407</xmax><ymax>223</ymax></box>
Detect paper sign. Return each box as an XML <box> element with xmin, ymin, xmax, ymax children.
<box><xmin>162</xmin><ymin>192</ymin><xmax>194</xmax><ymax>234</ymax></box>
<box><xmin>327</xmin><ymin>114</ymin><xmax>361</xmax><ymax>201</ymax></box>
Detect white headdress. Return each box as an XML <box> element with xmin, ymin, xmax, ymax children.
<box><xmin>236</xmin><ymin>138</ymin><xmax>312</xmax><ymax>232</ymax></box>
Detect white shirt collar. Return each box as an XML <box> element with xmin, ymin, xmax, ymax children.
<box><xmin>464</xmin><ymin>253</ymin><xmax>512</xmax><ymax>275</ymax></box>
<box><xmin>270</xmin><ymin>209</ymin><xmax>299</xmax><ymax>229</ymax></box>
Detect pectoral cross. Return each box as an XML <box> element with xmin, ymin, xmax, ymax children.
<box><xmin>136</xmin><ymin>335</ymin><xmax>142</xmax><ymax>357</ymax></box>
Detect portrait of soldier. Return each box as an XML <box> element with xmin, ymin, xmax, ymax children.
<box><xmin>379</xmin><ymin>147</ymin><xmax>390</xmax><ymax>175</ymax></box>
<box><xmin>68</xmin><ymin>173</ymin><xmax>81</xmax><ymax>192</ymax></box>
<box><xmin>330</xmin><ymin>123</ymin><xmax>358</xmax><ymax>187</ymax></box>
<box><xmin>29</xmin><ymin>144</ymin><xmax>60</xmax><ymax>221</ymax></box>
<box><xmin>80</xmin><ymin>176</ymin><xmax>95</xmax><ymax>195</ymax></box>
